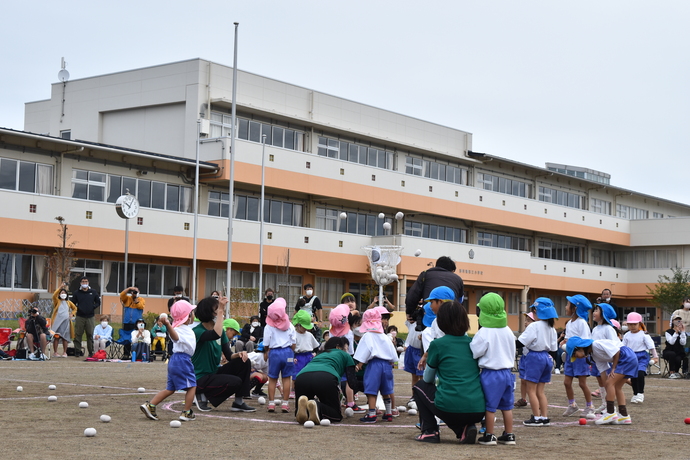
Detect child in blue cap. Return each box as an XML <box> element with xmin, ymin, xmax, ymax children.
<box><xmin>589</xmin><ymin>302</ymin><xmax>620</xmax><ymax>415</ymax></box>
<box><xmin>418</xmin><ymin>286</ymin><xmax>457</xmax><ymax>370</ymax></box>
<box><xmin>561</xmin><ymin>294</ymin><xmax>594</xmax><ymax>418</ymax></box>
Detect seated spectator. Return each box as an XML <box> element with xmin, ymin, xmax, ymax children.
<box><xmin>25</xmin><ymin>307</ymin><xmax>49</xmax><ymax>360</ymax></box>
<box><xmin>151</xmin><ymin>316</ymin><xmax>168</xmax><ymax>353</ymax></box>
<box><xmin>131</xmin><ymin>318</ymin><xmax>152</xmax><ymax>360</ymax></box>
<box><xmin>237</xmin><ymin>315</ymin><xmax>263</xmax><ymax>353</ymax></box>
<box><xmin>663</xmin><ymin>316</ymin><xmax>688</xmax><ymax>379</ymax></box>
<box><xmin>93</xmin><ymin>315</ymin><xmax>113</xmax><ymax>351</ymax></box>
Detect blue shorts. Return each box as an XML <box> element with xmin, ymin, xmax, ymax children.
<box><xmin>522</xmin><ymin>350</ymin><xmax>552</xmax><ymax>383</ymax></box>
<box><xmin>589</xmin><ymin>363</ymin><xmax>601</xmax><ymax>377</ymax></box>
<box><xmin>518</xmin><ymin>352</ymin><xmax>527</xmax><ymax>379</ymax></box>
<box><xmin>634</xmin><ymin>351</ymin><xmax>649</xmax><ymax>373</ymax></box>
<box><xmin>565</xmin><ymin>355</ymin><xmax>590</xmax><ymax>377</ymax></box>
<box><xmin>363</xmin><ymin>358</ymin><xmax>394</xmax><ymax>396</ymax></box>
<box><xmin>166</xmin><ymin>353</ymin><xmax>196</xmax><ymax>391</ymax></box>
<box><xmin>292</xmin><ymin>352</ymin><xmax>313</xmax><ymax>380</ymax></box>
<box><xmin>480</xmin><ymin>368</ymin><xmax>515</xmax><ymax>412</ymax></box>
<box><xmin>403</xmin><ymin>346</ymin><xmax>423</xmax><ymax>376</ymax></box>
<box><xmin>608</xmin><ymin>346</ymin><xmax>638</xmax><ymax>378</ymax></box>
<box><xmin>267</xmin><ymin>347</ymin><xmax>295</xmax><ymax>379</ymax></box>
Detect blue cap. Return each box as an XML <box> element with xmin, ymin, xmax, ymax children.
<box><xmin>424</xmin><ymin>286</ymin><xmax>456</xmax><ymax>303</ymax></box>
<box><xmin>422</xmin><ymin>302</ymin><xmax>436</xmax><ymax>327</ymax></box>
<box><xmin>597</xmin><ymin>303</ymin><xmax>617</xmax><ymax>326</ymax></box>
<box><xmin>532</xmin><ymin>297</ymin><xmax>558</xmax><ymax>320</ymax></box>
<box><xmin>256</xmin><ymin>340</ymin><xmax>264</xmax><ymax>352</ymax></box>
<box><xmin>566</xmin><ymin>294</ymin><xmax>593</xmax><ymax>321</ymax></box>
<box><xmin>566</xmin><ymin>336</ymin><xmax>593</xmax><ymax>362</ymax></box>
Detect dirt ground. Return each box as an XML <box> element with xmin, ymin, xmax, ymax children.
<box><xmin>1</xmin><ymin>358</ymin><xmax>689</xmax><ymax>460</ymax></box>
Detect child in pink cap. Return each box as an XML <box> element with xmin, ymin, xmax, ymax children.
<box><xmin>622</xmin><ymin>312</ymin><xmax>658</xmax><ymax>404</ymax></box>
<box><xmin>263</xmin><ymin>298</ymin><xmax>296</xmax><ymax>413</ymax></box>
<box><xmin>141</xmin><ymin>300</ymin><xmax>197</xmax><ymax>421</ymax></box>
<box><xmin>353</xmin><ymin>308</ymin><xmax>398</xmax><ymax>423</ymax></box>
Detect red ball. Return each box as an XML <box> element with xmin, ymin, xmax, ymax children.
<box><xmin>579</xmin><ymin>418</ymin><xmax>587</xmax><ymax>425</ymax></box>
<box><xmin>684</xmin><ymin>417</ymin><xmax>690</xmax><ymax>425</ymax></box>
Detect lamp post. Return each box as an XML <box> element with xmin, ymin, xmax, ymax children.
<box><xmin>258</xmin><ymin>134</ymin><xmax>267</xmax><ymax>303</ymax></box>
<box><xmin>192</xmin><ymin>120</ymin><xmax>201</xmax><ymax>303</ymax></box>
<box><xmin>225</xmin><ymin>22</ymin><xmax>239</xmax><ymax>316</ymax></box>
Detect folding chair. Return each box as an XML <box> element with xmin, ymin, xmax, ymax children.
<box><xmin>648</xmin><ymin>335</ymin><xmax>663</xmax><ymax>376</ymax></box>
<box><xmin>0</xmin><ymin>328</ymin><xmax>11</xmax><ymax>352</ymax></box>
<box><xmin>107</xmin><ymin>329</ymin><xmax>132</xmax><ymax>360</ymax></box>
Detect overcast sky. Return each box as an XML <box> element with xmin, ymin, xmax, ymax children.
<box><xmin>2</xmin><ymin>1</ymin><xmax>688</xmax><ymax>204</ymax></box>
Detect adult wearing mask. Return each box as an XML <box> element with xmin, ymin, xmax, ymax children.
<box><xmin>237</xmin><ymin>315</ymin><xmax>263</xmax><ymax>352</ymax></box>
<box><xmin>25</xmin><ymin>307</ymin><xmax>49</xmax><ymax>360</ymax></box>
<box><xmin>50</xmin><ymin>283</ymin><xmax>76</xmax><ymax>357</ymax></box>
<box><xmin>405</xmin><ymin>256</ymin><xmax>464</xmax><ymax>317</ymax></box>
<box><xmin>259</xmin><ymin>288</ymin><xmax>275</xmax><ymax>328</ymax></box>
<box><xmin>167</xmin><ymin>285</ymin><xmax>190</xmax><ymax>312</ymax></box>
<box><xmin>669</xmin><ymin>297</ymin><xmax>690</xmax><ymax>332</ymax></box>
<box><xmin>73</xmin><ymin>276</ymin><xmax>101</xmax><ymax>358</ymax></box>
<box><xmin>120</xmin><ymin>286</ymin><xmax>146</xmax><ymax>360</ymax></box>
<box><xmin>596</xmin><ymin>289</ymin><xmax>620</xmax><ymax>319</ymax></box>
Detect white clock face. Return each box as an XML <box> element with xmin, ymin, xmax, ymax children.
<box><xmin>116</xmin><ymin>194</ymin><xmax>140</xmax><ymax>219</ymax></box>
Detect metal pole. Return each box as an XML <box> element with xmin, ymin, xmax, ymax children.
<box><xmin>124</xmin><ymin>218</ymin><xmax>129</xmax><ymax>289</ymax></box>
<box><xmin>225</xmin><ymin>22</ymin><xmax>239</xmax><ymax>317</ymax></box>
<box><xmin>259</xmin><ymin>134</ymin><xmax>267</xmax><ymax>303</ymax></box>
<box><xmin>192</xmin><ymin>120</ymin><xmax>200</xmax><ymax>303</ymax></box>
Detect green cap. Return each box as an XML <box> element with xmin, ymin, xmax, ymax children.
<box><xmin>291</xmin><ymin>309</ymin><xmax>314</xmax><ymax>330</ymax></box>
<box><xmin>477</xmin><ymin>293</ymin><xmax>507</xmax><ymax>328</ymax></box>
<box><xmin>223</xmin><ymin>318</ymin><xmax>240</xmax><ymax>333</ymax></box>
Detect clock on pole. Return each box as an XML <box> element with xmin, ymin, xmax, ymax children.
<box><xmin>115</xmin><ymin>194</ymin><xmax>139</xmax><ymax>219</ymax></box>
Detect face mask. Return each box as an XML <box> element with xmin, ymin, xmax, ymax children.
<box><xmin>137</xmin><ymin>323</ymin><xmax>145</xmax><ymax>330</ymax></box>
<box><xmin>684</xmin><ymin>302</ymin><xmax>690</xmax><ymax>309</ymax></box>
<box><xmin>306</xmin><ymin>290</ymin><xmax>313</xmax><ymax>296</ymax></box>
<box><xmin>621</xmin><ymin>325</ymin><xmax>628</xmax><ymax>332</ymax></box>
<box><xmin>212</xmin><ymin>295</ymin><xmax>219</xmax><ymax>299</ymax></box>
<box><xmin>604</xmin><ymin>298</ymin><xmax>610</xmax><ymax>302</ymax></box>
<box><xmin>101</xmin><ymin>321</ymin><xmax>108</xmax><ymax>328</ymax></box>
<box><xmin>81</xmin><ymin>284</ymin><xmax>89</xmax><ymax>290</ymax></box>
<box><xmin>266</xmin><ymin>295</ymin><xmax>273</xmax><ymax>300</ymax></box>
<box><xmin>251</xmin><ymin>322</ymin><xmax>260</xmax><ymax>328</ymax></box>
<box><xmin>59</xmin><ymin>293</ymin><xmax>67</xmax><ymax>299</ymax></box>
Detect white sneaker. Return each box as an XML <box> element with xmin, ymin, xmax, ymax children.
<box><xmin>612</xmin><ymin>414</ymin><xmax>632</xmax><ymax>425</ymax></box>
<box><xmin>595</xmin><ymin>411</ymin><xmax>619</xmax><ymax>425</ymax></box>
<box><xmin>630</xmin><ymin>395</ymin><xmax>640</xmax><ymax>404</ymax></box>
<box><xmin>636</xmin><ymin>394</ymin><xmax>644</xmax><ymax>403</ymax></box>
<box><xmin>555</xmin><ymin>368</ymin><xmax>561</xmax><ymax>375</ymax></box>
<box><xmin>669</xmin><ymin>373</ymin><xmax>681</xmax><ymax>379</ymax></box>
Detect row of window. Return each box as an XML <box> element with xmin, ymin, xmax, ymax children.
<box><xmin>538</xmin><ymin>186</ymin><xmax>583</xmax><ymax>209</ymax></box>
<box><xmin>205</xmin><ymin>269</ymin><xmax>304</xmax><ymax>308</ymax></box>
<box><xmin>404</xmin><ymin>221</ymin><xmax>466</xmax><ymax>243</ymax></box>
<box><xmin>71</xmin><ymin>169</ymin><xmax>193</xmax><ymax>213</ymax></box>
<box><xmin>0</xmin><ymin>158</ymin><xmax>52</xmax><ymax>194</ymax></box>
<box><xmin>477</xmin><ymin>172</ymin><xmax>529</xmax><ymax>198</ymax></box>
<box><xmin>616</xmin><ymin>204</ymin><xmax>649</xmax><ymax>220</ymax></box>
<box><xmin>317</xmin><ymin>136</ymin><xmax>394</xmax><ymax>170</ymax></box>
<box><xmin>404</xmin><ymin>156</ymin><xmax>467</xmax><ymax>185</ymax></box>
<box><xmin>537</xmin><ymin>240</ymin><xmax>583</xmax><ymax>263</ymax></box>
<box><xmin>315</xmin><ymin>207</ymin><xmax>392</xmax><ymax>236</ymax></box>
<box><xmin>208</xmin><ymin>191</ymin><xmax>304</xmax><ymax>227</ymax></box>
<box><xmin>210</xmin><ymin>112</ymin><xmax>306</xmax><ymax>152</ymax></box>
<box><xmin>104</xmin><ymin>262</ymin><xmax>188</xmax><ymax>296</ymax></box>
<box><xmin>0</xmin><ymin>253</ymin><xmax>46</xmax><ymax>290</ymax></box>
<box><xmin>590</xmin><ymin>198</ymin><xmax>611</xmax><ymax>215</ymax></box>
<box><xmin>477</xmin><ymin>231</ymin><xmax>531</xmax><ymax>251</ymax></box>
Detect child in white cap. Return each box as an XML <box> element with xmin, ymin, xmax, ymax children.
<box><xmin>140</xmin><ymin>300</ymin><xmax>197</xmax><ymax>421</ymax></box>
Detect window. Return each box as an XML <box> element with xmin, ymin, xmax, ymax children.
<box><xmin>477</xmin><ymin>172</ymin><xmax>528</xmax><ymax>197</ymax></box>
<box><xmin>405</xmin><ymin>221</ymin><xmax>466</xmax><ymax>243</ymax></box>
<box><xmin>538</xmin><ymin>186</ymin><xmax>583</xmax><ymax>209</ymax></box>
<box><xmin>0</xmin><ymin>158</ymin><xmax>53</xmax><ymax>194</ymax></box>
<box><xmin>72</xmin><ymin>169</ymin><xmax>192</xmax><ymax>212</ymax></box>
<box><xmin>477</xmin><ymin>231</ymin><xmax>531</xmax><ymax>251</ymax></box>
<box><xmin>205</xmin><ymin>269</ymin><xmax>303</xmax><ymax>310</ymax></box>
<box><xmin>318</xmin><ymin>136</ymin><xmax>394</xmax><ymax>170</ymax></box>
<box><xmin>210</xmin><ymin>112</ymin><xmax>305</xmax><ymax>152</ymax></box>
<box><xmin>405</xmin><ymin>156</ymin><xmax>467</xmax><ymax>185</ymax></box>
<box><xmin>315</xmin><ymin>207</ymin><xmax>391</xmax><ymax>236</ymax></box>
<box><xmin>208</xmin><ymin>192</ymin><xmax>303</xmax><ymax>226</ymax></box>
<box><xmin>104</xmin><ymin>261</ymin><xmax>189</xmax><ymax>295</ymax></box>
<box><xmin>653</xmin><ymin>212</ymin><xmax>664</xmax><ymax>219</ymax></box>
<box><xmin>316</xmin><ymin>277</ymin><xmax>346</xmax><ymax>306</ymax></box>
<box><xmin>590</xmin><ymin>198</ymin><xmax>612</xmax><ymax>215</ymax></box>
<box><xmin>60</xmin><ymin>130</ymin><xmax>71</xmax><ymax>140</ymax></box>
<box><xmin>591</xmin><ymin>249</ymin><xmax>613</xmax><ymax>267</ymax></box>
<box><xmin>613</xmin><ymin>250</ymin><xmax>677</xmax><ymax>269</ymax></box>
<box><xmin>0</xmin><ymin>253</ymin><xmax>47</xmax><ymax>290</ymax></box>
<box><xmin>537</xmin><ymin>240</ymin><xmax>583</xmax><ymax>262</ymax></box>
<box><xmin>616</xmin><ymin>204</ymin><xmax>649</xmax><ymax>220</ymax></box>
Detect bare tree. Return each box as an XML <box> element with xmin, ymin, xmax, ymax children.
<box><xmin>46</xmin><ymin>216</ymin><xmax>78</xmax><ymax>289</ymax></box>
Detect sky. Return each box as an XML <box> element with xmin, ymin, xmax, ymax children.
<box><xmin>1</xmin><ymin>1</ymin><xmax>688</xmax><ymax>204</ymax></box>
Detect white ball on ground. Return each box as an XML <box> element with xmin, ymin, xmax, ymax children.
<box><xmin>320</xmin><ymin>419</ymin><xmax>331</xmax><ymax>426</ymax></box>
<box><xmin>378</xmin><ymin>213</ymin><xmax>385</xmax><ymax>219</ymax></box>
<box><xmin>137</xmin><ymin>387</ymin><xmax>145</xmax><ymax>393</ymax></box>
<box><xmin>408</xmin><ymin>409</ymin><xmax>418</xmax><ymax>416</ymax></box>
<box><xmin>258</xmin><ymin>396</ymin><xmax>266</xmax><ymax>405</ymax></box>
<box><xmin>159</xmin><ymin>313</ymin><xmax>167</xmax><ymax>320</ymax></box>
<box><xmin>344</xmin><ymin>407</ymin><xmax>354</xmax><ymax>417</ymax></box>
<box><xmin>408</xmin><ymin>401</ymin><xmax>417</xmax><ymax>410</ymax></box>
<box><xmin>83</xmin><ymin>428</ymin><xmax>97</xmax><ymax>437</ymax></box>
<box><xmin>48</xmin><ymin>396</ymin><xmax>57</xmax><ymax>402</ymax></box>
<box><xmin>395</xmin><ymin>212</ymin><xmax>404</xmax><ymax>220</ymax></box>
<box><xmin>79</xmin><ymin>402</ymin><xmax>89</xmax><ymax>408</ymax></box>
<box><xmin>16</xmin><ymin>386</ymin><xmax>23</xmax><ymax>392</ymax></box>
<box><xmin>100</xmin><ymin>415</ymin><xmax>111</xmax><ymax>423</ymax></box>
<box><xmin>48</xmin><ymin>385</ymin><xmax>56</xmax><ymax>390</ymax></box>
<box><xmin>383</xmin><ymin>222</ymin><xmax>391</xmax><ymax>231</ymax></box>
<box><xmin>304</xmin><ymin>421</ymin><xmax>315</xmax><ymax>428</ymax></box>
<box><xmin>170</xmin><ymin>420</ymin><xmax>181</xmax><ymax>428</ymax></box>
<box><xmin>414</xmin><ymin>249</ymin><xmax>422</xmax><ymax>257</ymax></box>
<box><xmin>397</xmin><ymin>406</ymin><xmax>407</xmax><ymax>412</ymax></box>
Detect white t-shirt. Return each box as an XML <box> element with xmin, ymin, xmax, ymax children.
<box><xmin>591</xmin><ymin>339</ymin><xmax>623</xmax><ymax>373</ymax></box>
<box><xmin>518</xmin><ymin>321</ymin><xmax>558</xmax><ymax>352</ymax></box>
<box><xmin>172</xmin><ymin>324</ymin><xmax>196</xmax><ymax>356</ymax></box>
<box><xmin>591</xmin><ymin>324</ymin><xmax>620</xmax><ymax>342</ymax></box>
<box><xmin>622</xmin><ymin>330</ymin><xmax>654</xmax><ymax>353</ymax></box>
<box><xmin>332</xmin><ymin>330</ymin><xmax>355</xmax><ymax>355</ymax></box>
<box><xmin>565</xmin><ymin>317</ymin><xmax>591</xmax><ymax>340</ymax></box>
<box><xmin>294</xmin><ymin>331</ymin><xmax>319</xmax><ymax>353</ymax></box>
<box><xmin>248</xmin><ymin>351</ymin><xmax>268</xmax><ymax>374</ymax></box>
<box><xmin>404</xmin><ymin>321</ymin><xmax>423</xmax><ymax>349</ymax></box>
<box><xmin>421</xmin><ymin>319</ymin><xmax>444</xmax><ymax>352</ymax></box>
<box><xmin>263</xmin><ymin>323</ymin><xmax>296</xmax><ymax>349</ymax></box>
<box><xmin>470</xmin><ymin>326</ymin><xmax>516</xmax><ymax>370</ymax></box>
<box><xmin>353</xmin><ymin>331</ymin><xmax>398</xmax><ymax>364</ymax></box>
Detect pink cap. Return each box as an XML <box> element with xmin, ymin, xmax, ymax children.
<box><xmin>626</xmin><ymin>312</ymin><xmax>643</xmax><ymax>324</ymax></box>
<box><xmin>171</xmin><ymin>300</ymin><xmax>196</xmax><ymax>328</ymax></box>
<box><xmin>611</xmin><ymin>319</ymin><xmax>621</xmax><ymax>329</ymax></box>
<box><xmin>329</xmin><ymin>304</ymin><xmax>351</xmax><ymax>337</ymax></box>
<box><xmin>524</xmin><ymin>312</ymin><xmax>535</xmax><ymax>322</ymax></box>
<box><xmin>360</xmin><ymin>308</ymin><xmax>383</xmax><ymax>334</ymax></box>
<box><xmin>266</xmin><ymin>298</ymin><xmax>290</xmax><ymax>331</ymax></box>
<box><xmin>373</xmin><ymin>306</ymin><xmax>390</xmax><ymax>316</ymax></box>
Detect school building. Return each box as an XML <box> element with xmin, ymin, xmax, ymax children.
<box><xmin>2</xmin><ymin>58</ymin><xmax>689</xmax><ymax>332</ymax></box>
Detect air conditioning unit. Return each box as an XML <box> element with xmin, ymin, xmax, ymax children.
<box><xmin>199</xmin><ymin>119</ymin><xmax>211</xmax><ymax>136</ymax></box>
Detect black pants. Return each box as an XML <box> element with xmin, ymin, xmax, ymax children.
<box><xmin>122</xmin><ymin>323</ymin><xmax>136</xmax><ymax>357</ymax></box>
<box><xmin>197</xmin><ymin>358</ymin><xmax>252</xmax><ymax>408</ymax></box>
<box><xmin>662</xmin><ymin>349</ymin><xmax>688</xmax><ymax>373</ymax></box>
<box><xmin>631</xmin><ymin>370</ymin><xmax>646</xmax><ymax>394</ymax></box>
<box><xmin>413</xmin><ymin>380</ymin><xmax>484</xmax><ymax>437</ymax></box>
<box><xmin>294</xmin><ymin>371</ymin><xmax>343</xmax><ymax>422</ymax></box>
